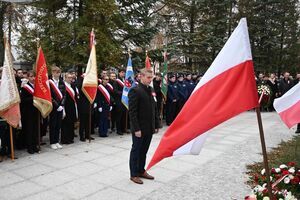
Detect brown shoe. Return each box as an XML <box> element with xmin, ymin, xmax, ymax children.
<box><xmin>139</xmin><ymin>171</ymin><xmax>154</xmax><ymax>180</ymax></box>
<box><xmin>130</xmin><ymin>176</ymin><xmax>143</xmax><ymax>184</ymax></box>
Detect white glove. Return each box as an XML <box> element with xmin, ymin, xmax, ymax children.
<box><xmin>62</xmin><ymin>108</ymin><xmax>66</xmax><ymax>119</ymax></box>
<box><xmin>109</xmin><ymin>106</ymin><xmax>112</xmax><ymax>111</ymax></box>
<box><xmin>98</xmin><ymin>107</ymin><xmax>102</xmax><ymax>112</ymax></box>
<box><xmin>57</xmin><ymin>106</ymin><xmax>63</xmax><ymax>112</ymax></box>
<box><xmin>94</xmin><ymin>103</ymin><xmax>97</xmax><ymax>108</ymax></box>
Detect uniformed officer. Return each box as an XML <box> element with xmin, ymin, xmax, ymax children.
<box><xmin>166</xmin><ymin>74</ymin><xmax>178</xmax><ymax>126</ymax></box>
<box><xmin>177</xmin><ymin>73</ymin><xmax>189</xmax><ymax>113</ymax></box>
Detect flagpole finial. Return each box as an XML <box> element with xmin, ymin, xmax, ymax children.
<box><xmin>36</xmin><ymin>38</ymin><xmax>40</xmax><ymax>49</ymax></box>
<box><xmin>128</xmin><ymin>49</ymin><xmax>131</xmax><ymax>58</ymax></box>
<box><xmin>146</xmin><ymin>50</ymin><xmax>148</xmax><ymax>56</ymax></box>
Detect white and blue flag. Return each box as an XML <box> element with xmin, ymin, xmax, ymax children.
<box><xmin>121</xmin><ymin>57</ymin><xmax>136</xmax><ymax>109</ymax></box>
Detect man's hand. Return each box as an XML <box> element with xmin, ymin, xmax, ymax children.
<box><xmin>155</xmin><ymin>129</ymin><xmax>159</xmax><ymax>133</ymax></box>
<box><xmin>135</xmin><ymin>130</ymin><xmax>142</xmax><ymax>138</ymax></box>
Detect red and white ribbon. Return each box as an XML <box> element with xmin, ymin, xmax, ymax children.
<box><xmin>98</xmin><ymin>84</ymin><xmax>110</xmax><ymax>104</ymax></box>
<box><xmin>49</xmin><ymin>79</ymin><xmax>63</xmax><ymax>101</ymax></box>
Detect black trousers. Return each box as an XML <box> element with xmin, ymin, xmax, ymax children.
<box><xmin>166</xmin><ymin>101</ymin><xmax>177</xmax><ymax>126</ymax></box>
<box><xmin>129</xmin><ymin>133</ymin><xmax>152</xmax><ymax>177</ymax></box>
<box><xmin>41</xmin><ymin>117</ymin><xmax>48</xmax><ymax>137</ymax></box>
<box><xmin>24</xmin><ymin>116</ymin><xmax>38</xmax><ymax>150</ymax></box>
<box><xmin>98</xmin><ymin>109</ymin><xmax>109</xmax><ymax>136</ymax></box>
<box><xmin>116</xmin><ymin>103</ymin><xmax>126</xmax><ymax>133</ymax></box>
<box><xmin>49</xmin><ymin>110</ymin><xmax>63</xmax><ymax>144</ymax></box>
<box><xmin>61</xmin><ymin>117</ymin><xmax>75</xmax><ymax>143</ymax></box>
<box><xmin>110</xmin><ymin>105</ymin><xmax>116</xmax><ymax>130</ymax></box>
<box><xmin>79</xmin><ymin>113</ymin><xmax>90</xmax><ymax>139</ymax></box>
<box><xmin>0</xmin><ymin>123</ymin><xmax>14</xmax><ymax>156</ymax></box>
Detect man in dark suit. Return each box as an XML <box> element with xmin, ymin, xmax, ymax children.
<box><xmin>96</xmin><ymin>75</ymin><xmax>113</xmax><ymax>137</ymax></box>
<box><xmin>77</xmin><ymin>75</ymin><xmax>95</xmax><ymax>141</ymax></box>
<box><xmin>128</xmin><ymin>68</ymin><xmax>159</xmax><ymax>184</ymax></box>
<box><xmin>166</xmin><ymin>74</ymin><xmax>178</xmax><ymax>126</ymax></box>
<box><xmin>20</xmin><ymin>71</ymin><xmax>39</xmax><ymax>154</ymax></box>
<box><xmin>61</xmin><ymin>73</ymin><xmax>78</xmax><ymax>144</ymax></box>
<box><xmin>113</xmin><ymin>69</ymin><xmax>126</xmax><ymax>135</ymax></box>
<box><xmin>49</xmin><ymin>66</ymin><xmax>66</xmax><ymax>150</ymax></box>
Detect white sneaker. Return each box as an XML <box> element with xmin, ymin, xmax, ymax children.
<box><xmin>50</xmin><ymin>144</ymin><xmax>58</xmax><ymax>150</ymax></box>
<box><xmin>56</xmin><ymin>143</ymin><xmax>63</xmax><ymax>149</ymax></box>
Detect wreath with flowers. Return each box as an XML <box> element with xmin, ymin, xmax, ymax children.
<box><xmin>245</xmin><ymin>162</ymin><xmax>300</xmax><ymax>200</ymax></box>
<box><xmin>257</xmin><ymin>84</ymin><xmax>272</xmax><ymax>109</ymax></box>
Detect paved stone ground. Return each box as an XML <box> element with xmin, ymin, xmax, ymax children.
<box><xmin>0</xmin><ymin>111</ymin><xmax>296</xmax><ymax>200</ymax></box>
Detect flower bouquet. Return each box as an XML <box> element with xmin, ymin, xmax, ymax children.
<box><xmin>257</xmin><ymin>84</ymin><xmax>272</xmax><ymax>109</ymax></box>
<box><xmin>246</xmin><ymin>162</ymin><xmax>300</xmax><ymax>200</ymax></box>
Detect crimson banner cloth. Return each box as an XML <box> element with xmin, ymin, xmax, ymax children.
<box><xmin>33</xmin><ymin>47</ymin><xmax>53</xmax><ymax>118</ymax></box>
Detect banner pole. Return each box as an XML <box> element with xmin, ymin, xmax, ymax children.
<box><xmin>89</xmin><ymin>103</ymin><xmax>92</xmax><ymax>143</ymax></box>
<box><xmin>9</xmin><ymin>125</ymin><xmax>14</xmax><ymax>161</ymax></box>
<box><xmin>37</xmin><ymin>113</ymin><xmax>41</xmax><ymax>151</ymax></box>
<box><xmin>255</xmin><ymin>107</ymin><xmax>273</xmax><ymax>199</ymax></box>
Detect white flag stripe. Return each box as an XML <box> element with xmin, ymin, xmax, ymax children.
<box><xmin>173</xmin><ymin>132</ymin><xmax>209</xmax><ymax>156</ymax></box>
<box><xmin>194</xmin><ymin>18</ymin><xmax>252</xmax><ymax>92</ymax></box>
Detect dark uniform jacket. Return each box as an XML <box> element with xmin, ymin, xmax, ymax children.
<box><xmin>20</xmin><ymin>83</ymin><xmax>39</xmax><ymax>134</ymax></box>
<box><xmin>177</xmin><ymin>80</ymin><xmax>189</xmax><ymax>102</ymax></box>
<box><xmin>128</xmin><ymin>83</ymin><xmax>159</xmax><ymax>136</ymax></box>
<box><xmin>64</xmin><ymin>82</ymin><xmax>78</xmax><ymax>121</ymax></box>
<box><xmin>49</xmin><ymin>78</ymin><xmax>66</xmax><ymax>110</ymax></box>
<box><xmin>278</xmin><ymin>78</ymin><xmax>294</xmax><ymax>96</ymax></box>
<box><xmin>96</xmin><ymin>84</ymin><xmax>112</xmax><ymax>111</ymax></box>
<box><xmin>167</xmin><ymin>82</ymin><xmax>178</xmax><ymax>103</ymax></box>
<box><xmin>77</xmin><ymin>77</ymin><xmax>93</xmax><ymax>114</ymax></box>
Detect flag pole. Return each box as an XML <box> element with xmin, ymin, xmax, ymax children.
<box><xmin>3</xmin><ymin>37</ymin><xmax>14</xmax><ymax>161</ymax></box>
<box><xmin>124</xmin><ymin>49</ymin><xmax>131</xmax><ymax>133</ymax></box>
<box><xmin>89</xmin><ymin>103</ymin><xmax>91</xmax><ymax>143</ymax></box>
<box><xmin>36</xmin><ymin>38</ymin><xmax>41</xmax><ymax>152</ymax></box>
<box><xmin>9</xmin><ymin>125</ymin><xmax>14</xmax><ymax>160</ymax></box>
<box><xmin>255</xmin><ymin>107</ymin><xmax>273</xmax><ymax>199</ymax></box>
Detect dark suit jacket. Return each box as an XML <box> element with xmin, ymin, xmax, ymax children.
<box><xmin>64</xmin><ymin>83</ymin><xmax>78</xmax><ymax>121</ymax></box>
<box><xmin>128</xmin><ymin>83</ymin><xmax>159</xmax><ymax>136</ymax></box>
<box><xmin>50</xmin><ymin>78</ymin><xmax>66</xmax><ymax>110</ymax></box>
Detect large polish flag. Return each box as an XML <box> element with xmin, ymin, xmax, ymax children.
<box><xmin>147</xmin><ymin>18</ymin><xmax>259</xmax><ymax>170</ymax></box>
<box><xmin>273</xmin><ymin>83</ymin><xmax>300</xmax><ymax>128</ymax></box>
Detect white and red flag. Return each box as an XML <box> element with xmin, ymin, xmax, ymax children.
<box><xmin>33</xmin><ymin>47</ymin><xmax>52</xmax><ymax>118</ymax></box>
<box><xmin>273</xmin><ymin>83</ymin><xmax>300</xmax><ymax>128</ymax></box>
<box><xmin>147</xmin><ymin>18</ymin><xmax>259</xmax><ymax>170</ymax></box>
<box><xmin>0</xmin><ymin>38</ymin><xmax>21</xmax><ymax>128</ymax></box>
<box><xmin>82</xmin><ymin>31</ymin><xmax>98</xmax><ymax>104</ymax></box>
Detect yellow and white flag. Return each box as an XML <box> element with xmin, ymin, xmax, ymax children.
<box><xmin>82</xmin><ymin>43</ymin><xmax>98</xmax><ymax>104</ymax></box>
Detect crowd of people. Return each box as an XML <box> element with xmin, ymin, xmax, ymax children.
<box><xmin>0</xmin><ymin>66</ymin><xmax>299</xmax><ymax>163</ymax></box>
